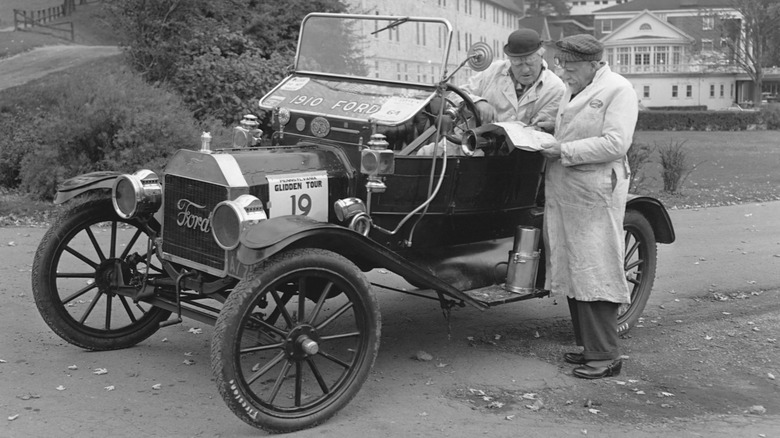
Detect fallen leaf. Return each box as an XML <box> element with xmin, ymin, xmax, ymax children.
<box><xmin>505</xmin><ymin>415</ymin><xmax>515</xmax><ymax>420</ymax></box>
<box><xmin>0</xmin><ymin>359</ymin><xmax>7</xmax><ymax>363</ymax></box>
<box><xmin>705</xmin><ymin>335</ymin><xmax>713</xmax><ymax>340</ymax></box>
<box><xmin>661</xmin><ymin>403</ymin><xmax>672</xmax><ymax>408</ymax></box>
<box><xmin>152</xmin><ymin>383</ymin><xmax>162</xmax><ymax>390</ymax></box>
<box><xmin>104</xmin><ymin>385</ymin><xmax>115</xmax><ymax>391</ymax></box>
<box><xmin>67</xmin><ymin>365</ymin><xmax>78</xmax><ymax>370</ymax></box>
<box><xmin>162</xmin><ymin>338</ymin><xmax>168</xmax><ymax>342</ymax></box>
<box><xmin>188</xmin><ymin>328</ymin><xmax>203</xmax><ymax>335</ymax></box>
<box><xmin>768</xmin><ymin>373</ymin><xmax>775</xmax><ymax>380</ymax></box>
<box><xmin>435</xmin><ymin>362</ymin><xmax>448</xmax><ymax>368</ymax></box>
<box><xmin>8</xmin><ymin>414</ymin><xmax>19</xmax><ymax>421</ymax></box>
<box><xmin>635</xmin><ymin>390</ymin><xmax>646</xmax><ymax>395</ymax></box>
<box><xmin>659</xmin><ymin>391</ymin><xmax>674</xmax><ymax>397</ymax></box>
<box><xmin>184</xmin><ymin>352</ymin><xmax>193</xmax><ymax>357</ymax></box>
<box><xmin>533</xmin><ymin>331</ymin><xmax>540</xmax><ymax>338</ymax></box>
<box><xmin>8</xmin><ymin>241</ymin><xmax>16</xmax><ymax>246</ymax></box>
<box><xmin>722</xmin><ymin>312</ymin><xmax>731</xmax><ymax>315</ymax></box>
<box><xmin>521</xmin><ymin>393</ymin><xmax>537</xmax><ymax>400</ymax></box>
<box><xmin>565</xmin><ymin>400</ymin><xmax>574</xmax><ymax>405</ymax></box>
<box><xmin>526</xmin><ymin>399</ymin><xmax>544</xmax><ymax>411</ymax></box>
<box><xmin>748</xmin><ymin>405</ymin><xmax>766</xmax><ymax>415</ymax></box>
<box><xmin>93</xmin><ymin>368</ymin><xmax>108</xmax><ymax>375</ymax></box>
<box><xmin>418</xmin><ymin>411</ymin><xmax>428</xmax><ymax>417</ymax></box>
<box><xmin>614</xmin><ymin>380</ymin><xmax>626</xmax><ymax>385</ymax></box>
<box><xmin>415</xmin><ymin>351</ymin><xmax>433</xmax><ymax>361</ymax></box>
<box><xmin>56</xmin><ymin>385</ymin><xmax>65</xmax><ymax>391</ymax></box>
<box><xmin>487</xmin><ymin>401</ymin><xmax>504</xmax><ymax>409</ymax></box>
<box><xmin>183</xmin><ymin>359</ymin><xmax>195</xmax><ymax>366</ymax></box>
<box><xmin>588</xmin><ymin>408</ymin><xmax>600</xmax><ymax>414</ymax></box>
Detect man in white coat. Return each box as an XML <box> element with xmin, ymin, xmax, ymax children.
<box><xmin>418</xmin><ymin>28</ymin><xmax>564</xmax><ymax>156</ymax></box>
<box><xmin>462</xmin><ymin>28</ymin><xmax>565</xmax><ymax>128</ymax></box>
<box><xmin>538</xmin><ymin>34</ymin><xmax>638</xmax><ymax>379</ymax></box>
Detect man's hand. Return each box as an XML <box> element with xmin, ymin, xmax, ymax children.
<box><xmin>530</xmin><ymin>115</ymin><xmax>555</xmax><ymax>133</ymax></box>
<box><xmin>540</xmin><ymin>140</ymin><xmax>561</xmax><ymax>158</ymax></box>
<box><xmin>474</xmin><ymin>101</ymin><xmax>497</xmax><ymax>124</ymax></box>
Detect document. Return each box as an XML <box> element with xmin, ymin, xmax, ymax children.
<box><xmin>471</xmin><ymin>122</ymin><xmax>554</xmax><ymax>152</ymax></box>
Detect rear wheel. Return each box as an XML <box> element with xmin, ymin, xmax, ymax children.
<box><xmin>31</xmin><ymin>198</ymin><xmax>171</xmax><ymax>350</ymax></box>
<box><xmin>617</xmin><ymin>210</ymin><xmax>657</xmax><ymax>335</ymax></box>
<box><xmin>211</xmin><ymin>248</ymin><xmax>380</xmax><ymax>433</ymax></box>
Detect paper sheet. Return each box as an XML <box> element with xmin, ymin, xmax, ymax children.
<box><xmin>471</xmin><ymin>122</ymin><xmax>554</xmax><ymax>152</ymax></box>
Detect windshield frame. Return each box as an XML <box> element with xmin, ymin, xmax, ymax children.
<box><xmin>294</xmin><ymin>13</ymin><xmax>454</xmax><ymax>87</ymax></box>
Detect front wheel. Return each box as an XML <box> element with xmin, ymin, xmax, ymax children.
<box><xmin>31</xmin><ymin>198</ymin><xmax>171</xmax><ymax>350</ymax></box>
<box><xmin>211</xmin><ymin>248</ymin><xmax>380</xmax><ymax>433</ymax></box>
<box><xmin>617</xmin><ymin>210</ymin><xmax>658</xmax><ymax>335</ymax></box>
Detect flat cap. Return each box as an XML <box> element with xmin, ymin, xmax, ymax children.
<box><xmin>554</xmin><ymin>34</ymin><xmax>604</xmax><ymax>62</ymax></box>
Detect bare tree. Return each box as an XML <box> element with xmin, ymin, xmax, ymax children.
<box><xmin>717</xmin><ymin>0</ymin><xmax>780</xmax><ymax>104</ymax></box>
<box><xmin>523</xmin><ymin>0</ymin><xmax>570</xmax><ymax>17</ymax></box>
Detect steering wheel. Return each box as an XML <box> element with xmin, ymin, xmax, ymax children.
<box><xmin>440</xmin><ymin>84</ymin><xmax>482</xmax><ymax>145</ymax></box>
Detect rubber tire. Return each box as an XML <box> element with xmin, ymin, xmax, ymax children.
<box><xmin>617</xmin><ymin>209</ymin><xmax>658</xmax><ymax>335</ymax></box>
<box><xmin>211</xmin><ymin>248</ymin><xmax>380</xmax><ymax>433</ymax></box>
<box><xmin>32</xmin><ymin>198</ymin><xmax>170</xmax><ymax>350</ymax></box>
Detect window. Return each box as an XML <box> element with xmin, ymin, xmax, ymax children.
<box><xmin>701</xmin><ymin>39</ymin><xmax>714</xmax><ymax>52</ymax></box>
<box><xmin>397</xmin><ymin>63</ymin><xmax>401</xmax><ymax>80</ymax></box>
<box><xmin>643</xmin><ymin>85</ymin><xmax>650</xmax><ymax>99</ymax></box>
<box><xmin>703</xmin><ymin>16</ymin><xmax>714</xmax><ymax>31</ymax></box>
<box><xmin>617</xmin><ymin>47</ymin><xmax>631</xmax><ymax>65</ymax></box>
<box><xmin>672</xmin><ymin>85</ymin><xmax>678</xmax><ymax>98</ymax></box>
<box><xmin>710</xmin><ymin>84</ymin><xmax>715</xmax><ymax>98</ymax></box>
<box><xmin>731</xmin><ymin>83</ymin><xmax>734</xmax><ymax>97</ymax></box>
<box><xmin>639</xmin><ymin>23</ymin><xmax>652</xmax><ymax>31</ymax></box>
<box><xmin>602</xmin><ymin>19</ymin><xmax>613</xmax><ymax>33</ymax></box>
<box><xmin>720</xmin><ymin>84</ymin><xmax>724</xmax><ymax>97</ymax></box>
<box><xmin>375</xmin><ymin>61</ymin><xmax>379</xmax><ymax>78</ymax></box>
<box><xmin>686</xmin><ymin>85</ymin><xmax>692</xmax><ymax>98</ymax></box>
<box><xmin>654</xmin><ymin>46</ymin><xmax>668</xmax><ymax>65</ymax></box>
<box><xmin>635</xmin><ymin>46</ymin><xmax>650</xmax><ymax>65</ymax></box>
<box><xmin>673</xmin><ymin>46</ymin><xmax>681</xmax><ymax>64</ymax></box>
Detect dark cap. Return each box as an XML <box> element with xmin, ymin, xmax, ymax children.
<box><xmin>554</xmin><ymin>34</ymin><xmax>604</xmax><ymax>62</ymax></box>
<box><xmin>503</xmin><ymin>29</ymin><xmax>543</xmax><ymax>57</ymax></box>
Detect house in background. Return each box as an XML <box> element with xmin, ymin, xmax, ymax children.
<box><xmin>593</xmin><ymin>0</ymin><xmax>780</xmax><ymax>109</ymax></box>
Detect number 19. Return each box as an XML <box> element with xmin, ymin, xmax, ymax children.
<box><xmin>290</xmin><ymin>194</ymin><xmax>312</xmax><ymax>216</ymax></box>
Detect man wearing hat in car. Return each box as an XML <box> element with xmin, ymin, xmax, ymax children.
<box><xmin>462</xmin><ymin>28</ymin><xmax>565</xmax><ymax>129</ymax></box>
<box><xmin>537</xmin><ymin>34</ymin><xmax>638</xmax><ymax>380</ymax></box>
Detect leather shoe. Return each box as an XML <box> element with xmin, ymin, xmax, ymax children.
<box><xmin>564</xmin><ymin>352</ymin><xmax>586</xmax><ymax>365</ymax></box>
<box><xmin>573</xmin><ymin>359</ymin><xmax>622</xmax><ymax>379</ymax></box>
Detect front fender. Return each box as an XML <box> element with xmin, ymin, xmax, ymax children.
<box><xmin>626</xmin><ymin>195</ymin><xmax>676</xmax><ymax>244</ymax></box>
<box><xmin>53</xmin><ymin>171</ymin><xmax>122</xmax><ymax>205</ymax></box>
<box><xmin>235</xmin><ymin>216</ymin><xmax>487</xmax><ymax>309</ymax></box>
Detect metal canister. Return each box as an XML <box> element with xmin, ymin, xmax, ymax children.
<box><xmin>504</xmin><ymin>226</ymin><xmax>541</xmax><ymax>294</ymax></box>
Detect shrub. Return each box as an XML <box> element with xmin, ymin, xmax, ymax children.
<box><xmin>8</xmin><ymin>58</ymin><xmax>212</xmax><ymax>200</ymax></box>
<box><xmin>657</xmin><ymin>140</ymin><xmax>698</xmax><ymax>194</ymax></box>
<box><xmin>760</xmin><ymin>105</ymin><xmax>780</xmax><ymax>130</ymax></box>
<box><xmin>626</xmin><ymin>139</ymin><xmax>654</xmax><ymax>193</ymax></box>
<box><xmin>637</xmin><ymin>110</ymin><xmax>764</xmax><ymax>131</ymax></box>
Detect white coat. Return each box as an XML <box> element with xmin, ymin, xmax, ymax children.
<box><xmin>543</xmin><ymin>64</ymin><xmax>638</xmax><ymax>303</ymax></box>
<box><xmin>460</xmin><ymin>60</ymin><xmax>565</xmax><ymax>125</ymax></box>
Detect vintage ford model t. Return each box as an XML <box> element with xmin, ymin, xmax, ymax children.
<box><xmin>32</xmin><ymin>13</ymin><xmax>675</xmax><ymax>433</ymax></box>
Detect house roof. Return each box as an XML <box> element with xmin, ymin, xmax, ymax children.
<box><xmin>598</xmin><ymin>0</ymin><xmax>734</xmax><ymax>13</ymax></box>
<box><xmin>600</xmin><ymin>10</ymin><xmax>695</xmax><ymax>44</ymax></box>
<box><xmin>518</xmin><ymin>16</ymin><xmax>551</xmax><ymax>40</ymax></box>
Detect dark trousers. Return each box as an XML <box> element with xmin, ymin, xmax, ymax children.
<box><xmin>567</xmin><ymin>297</ymin><xmax>619</xmax><ymax>361</ymax></box>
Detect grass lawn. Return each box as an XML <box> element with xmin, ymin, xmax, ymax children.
<box><xmin>632</xmin><ymin>130</ymin><xmax>780</xmax><ymax>209</ymax></box>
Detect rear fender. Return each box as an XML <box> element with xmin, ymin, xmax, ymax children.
<box><xmin>235</xmin><ymin>216</ymin><xmax>487</xmax><ymax>309</ymax></box>
<box><xmin>626</xmin><ymin>195</ymin><xmax>676</xmax><ymax>244</ymax></box>
<box><xmin>53</xmin><ymin>171</ymin><xmax>122</xmax><ymax>205</ymax></box>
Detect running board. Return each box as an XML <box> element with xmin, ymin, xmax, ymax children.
<box><xmin>463</xmin><ymin>285</ymin><xmax>550</xmax><ymax>307</ymax></box>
